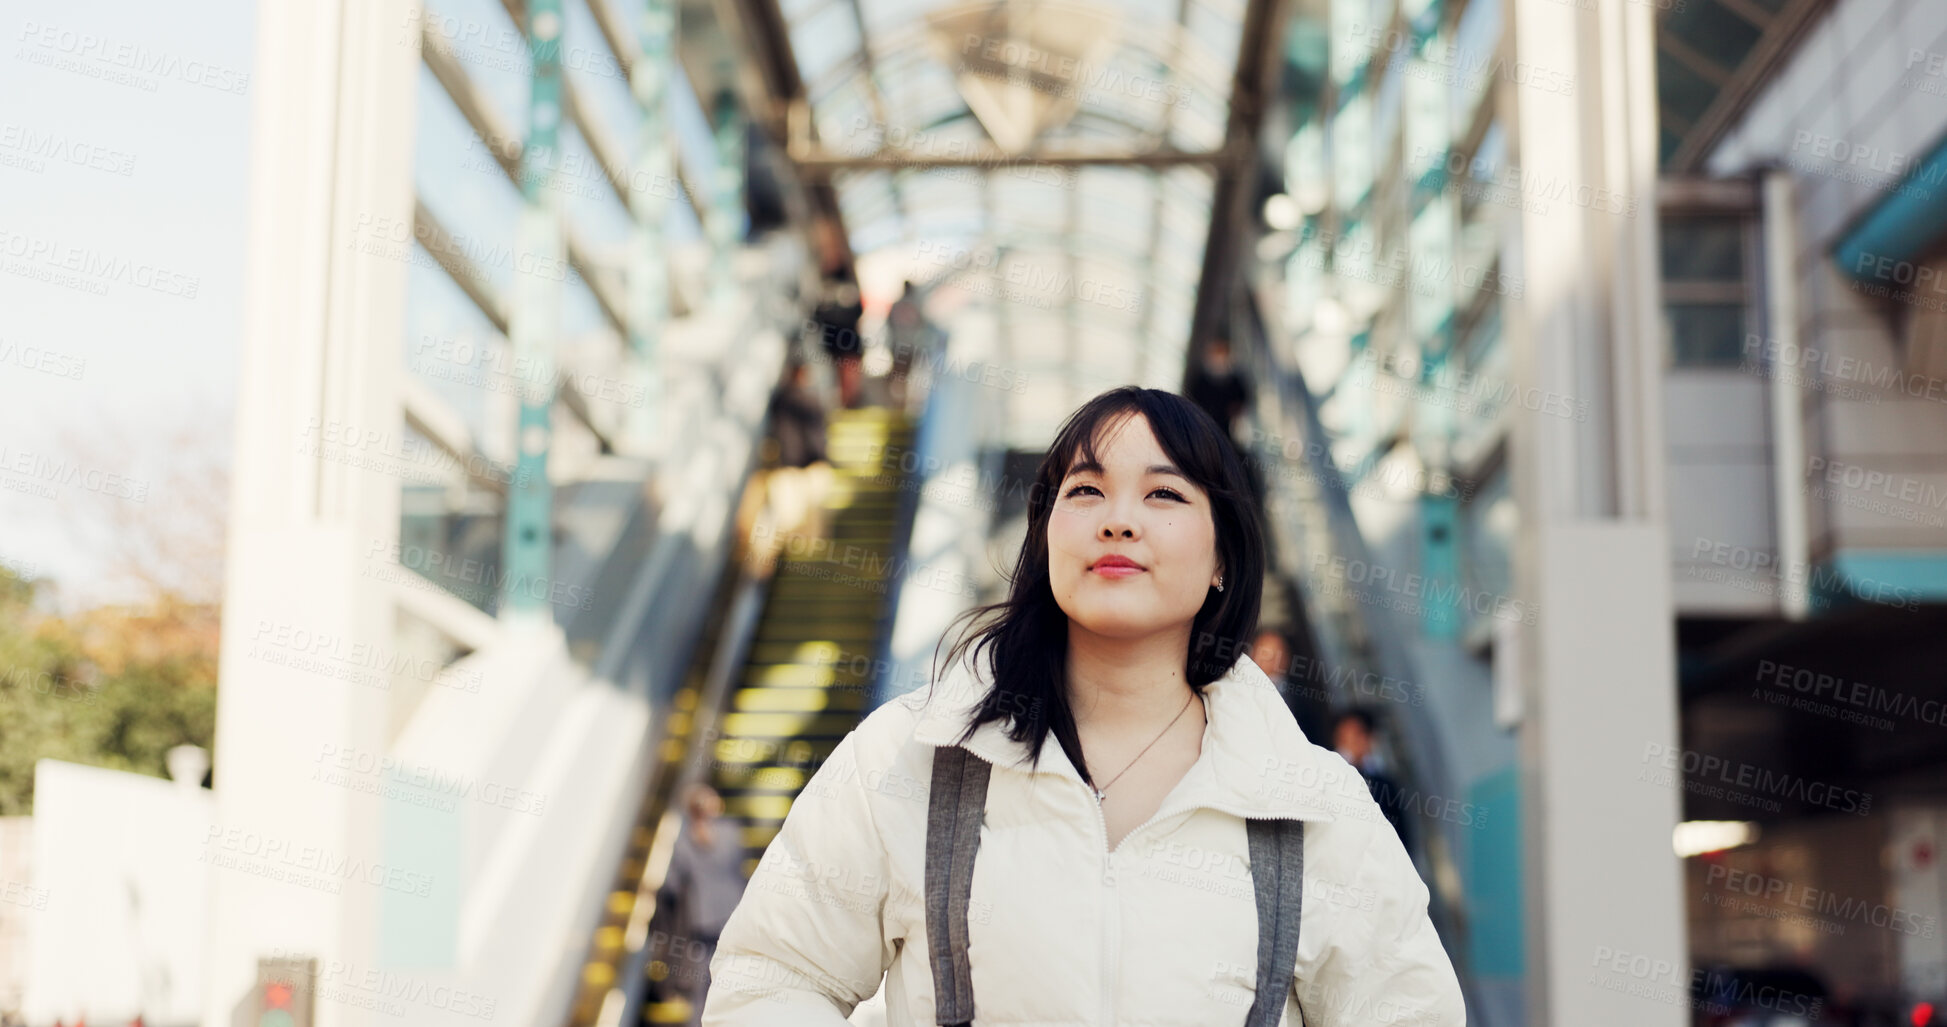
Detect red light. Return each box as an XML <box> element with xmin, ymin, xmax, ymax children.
<box><xmin>265</xmin><ymin>981</ymin><xmax>293</xmax><ymax>1008</ymax></box>
<box><xmin>1913</xmin><ymin>1001</ymin><xmax>1934</xmax><ymax>1027</ymax></box>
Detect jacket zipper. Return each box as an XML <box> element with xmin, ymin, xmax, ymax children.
<box><xmin>1089</xmin><ymin>784</ymin><xmax>1202</xmax><ymax>1026</ymax></box>
<box><xmin>1086</xmin><ymin>780</ymin><xmax>1117</xmax><ymax>1027</ymax></box>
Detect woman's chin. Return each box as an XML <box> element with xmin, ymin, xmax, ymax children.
<box><xmin>1065</xmin><ymin>610</ymin><xmax>1174</xmax><ymax>640</ymax></box>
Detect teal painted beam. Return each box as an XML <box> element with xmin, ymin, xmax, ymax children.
<box><xmin>1831</xmin><ymin>127</ymin><xmax>1947</xmax><ymax>281</ymax></box>
<box><xmin>1810</xmin><ymin>550</ymin><xmax>1947</xmax><ymax>613</ymax></box>
<box><xmin>1467</xmin><ymin>764</ymin><xmax>1524</xmax><ymax>977</ymax></box>
<box><xmin>503</xmin><ymin>0</ymin><xmax>566</xmax><ymax>617</ymax></box>
<box><xmin>627</xmin><ymin>0</ymin><xmax>674</xmax><ymax>449</ymax></box>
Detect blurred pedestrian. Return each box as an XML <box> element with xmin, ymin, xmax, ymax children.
<box><xmin>883</xmin><ymin>280</ymin><xmax>939</xmax><ymax>413</ymax></box>
<box><xmin>1334</xmin><ymin>708</ymin><xmax>1413</xmax><ymax>852</ymax></box>
<box><xmin>1186</xmin><ymin>336</ymin><xmax>1252</xmax><ymax>444</ymax></box>
<box><xmin>654</xmin><ymin>782</ymin><xmax>748</xmax><ymax>1027</ymax></box>
<box><xmin>812</xmin><ymin>267</ymin><xmax>865</xmax><ymax>409</ymax></box>
<box><xmin>1247</xmin><ymin>627</ymin><xmax>1291</xmax><ymax>688</ymax></box>
<box><xmin>1185</xmin><ymin>337</ymin><xmax>1262</xmax><ymax>501</ymax></box>
<box><xmin>768</xmin><ymin>362</ymin><xmax>828</xmax><ymax>470</ymax></box>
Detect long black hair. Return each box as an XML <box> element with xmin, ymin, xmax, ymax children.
<box><xmin>928</xmin><ymin>386</ymin><xmax>1265</xmax><ymax>785</ymax></box>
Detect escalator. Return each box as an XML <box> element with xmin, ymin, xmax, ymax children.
<box><xmin>558</xmin><ymin>405</ymin><xmax>919</xmax><ymax>1027</ymax></box>
<box><xmin>709</xmin><ymin>407</ymin><xmax>915</xmax><ymax>864</ymax></box>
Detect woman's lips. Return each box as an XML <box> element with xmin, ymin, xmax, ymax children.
<box><xmin>1091</xmin><ymin>564</ymin><xmax>1144</xmax><ymax>578</ymax></box>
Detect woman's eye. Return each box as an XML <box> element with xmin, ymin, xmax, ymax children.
<box><xmin>1062</xmin><ymin>484</ymin><xmax>1186</xmax><ymax>501</ymax></box>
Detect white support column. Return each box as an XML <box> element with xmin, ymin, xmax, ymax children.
<box><xmin>1505</xmin><ymin>0</ymin><xmax>1685</xmax><ymax>1024</ymax></box>
<box><xmin>202</xmin><ymin>0</ymin><xmax>417</xmax><ymax>1021</ymax></box>
<box><xmin>1761</xmin><ymin>170</ymin><xmax>1811</xmax><ymax>619</ymax></box>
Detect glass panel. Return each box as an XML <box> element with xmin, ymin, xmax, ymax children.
<box><xmin>1661</xmin><ymin>217</ymin><xmax>1745</xmax><ymax>281</ymax></box>
<box><xmin>1372</xmin><ymin>56</ymin><xmax>1403</xmax><ymax>170</ymax></box>
<box><xmin>403</xmin><ymin>241</ymin><xmax>520</xmax><ymax>463</ymax></box>
<box><xmin>791</xmin><ymin>1</ymin><xmax>862</xmax><ymax>86</ymax></box>
<box><xmin>554</xmin><ymin>121</ymin><xmax>636</xmax><ymax>260</ymax></box>
<box><xmin>1448</xmin><ymin>0</ymin><xmax>1500</xmax><ymax>129</ymax></box>
<box><xmin>1454</xmin><ymin>304</ymin><xmax>1506</xmax><ymax>450</ymax></box>
<box><xmin>397</xmin><ymin>421</ymin><xmax>508</xmax><ymax>616</ymax></box>
<box><xmin>669</xmin><ymin>61</ymin><xmax>721</xmax><ymax>197</ymax></box>
<box><xmin>1665</xmin><ymin>302</ymin><xmax>1749</xmax><ymax>367</ymax></box>
<box><xmin>856</xmin><ymin>0</ymin><xmax>938</xmax><ymax>35</ymax></box>
<box><xmin>1408</xmin><ymin>197</ymin><xmax>1452</xmax><ymax>339</ymax></box>
<box><xmin>414</xmin><ymin>62</ymin><xmax>525</xmax><ymax>301</ymax></box>
<box><xmin>564</xmin><ymin>0</ymin><xmax>641</xmax><ymax>149</ymax></box>
<box><xmin>564</xmin><ymin>265</ymin><xmax>618</xmax><ymax>343</ymax></box>
<box><xmin>420</xmin><ymin>0</ymin><xmax>530</xmax><ymax>131</ymax></box>
<box><xmin>1334</xmin><ymin>92</ymin><xmax>1373</xmax><ymax>210</ymax></box>
<box><xmin>668</xmin><ymin>188</ymin><xmax>703</xmax><ymax>242</ymax></box>
<box><xmin>1331</xmin><ymin>0</ymin><xmax>1374</xmax><ymax>86</ymax></box>
<box><xmin>1402</xmin><ymin>54</ymin><xmax>1446</xmax><ymax>183</ymax></box>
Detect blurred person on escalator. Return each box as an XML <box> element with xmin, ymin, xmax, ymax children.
<box><xmin>813</xmin><ymin>266</ymin><xmax>866</xmax><ymax>410</ymax></box>
<box><xmin>1185</xmin><ymin>336</ymin><xmax>1264</xmax><ymax>503</ymax></box>
<box><xmin>1248</xmin><ymin>627</ymin><xmax>1293</xmax><ymax>698</ymax></box>
<box><xmin>883</xmin><ymin>280</ymin><xmax>940</xmax><ymax>414</ymax></box>
<box><xmin>654</xmin><ymin>782</ymin><xmax>748</xmax><ymax>1027</ymax></box>
<box><xmin>1334</xmin><ymin>707</ymin><xmax>1413</xmax><ymax>853</ymax></box>
<box><xmin>768</xmin><ymin>361</ymin><xmax>829</xmax><ymax>470</ymax></box>
<box><xmin>750</xmin><ymin>362</ymin><xmax>834</xmax><ymax>576</ymax></box>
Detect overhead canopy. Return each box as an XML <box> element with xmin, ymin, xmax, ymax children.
<box><xmin>736</xmin><ymin>0</ymin><xmax>1279</xmax><ymax>447</ymax></box>
<box><xmin>1657</xmin><ymin>0</ymin><xmax>1829</xmax><ymax>169</ymax></box>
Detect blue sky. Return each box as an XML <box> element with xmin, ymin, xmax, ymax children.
<box><xmin>0</xmin><ymin>0</ymin><xmax>256</xmax><ymax>608</ymax></box>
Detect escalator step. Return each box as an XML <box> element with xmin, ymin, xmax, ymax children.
<box><xmin>741</xmin><ymin>663</ymin><xmax>869</xmax><ymax>688</ymax></box>
<box><xmin>711</xmin><ymin>737</ymin><xmax>841</xmax><ymax>765</ymax></box>
<box><xmin>723</xmin><ymin>794</ymin><xmax>800</xmax><ymax>820</ymax></box>
<box><xmin>732</xmin><ymin>687</ymin><xmax>866</xmax><ymax>713</ymax></box>
<box><xmin>718</xmin><ymin>711</ymin><xmax>862</xmax><ymax>738</ymax></box>
<box><xmin>644</xmin><ymin>1000</ymin><xmax>692</xmax><ymax>1023</ymax></box>
<box><xmin>711</xmin><ymin>765</ymin><xmax>808</xmax><ymax>791</ymax></box>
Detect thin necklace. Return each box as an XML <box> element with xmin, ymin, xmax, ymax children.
<box><xmin>1089</xmin><ymin>689</ymin><xmax>1198</xmax><ymax>803</ymax></box>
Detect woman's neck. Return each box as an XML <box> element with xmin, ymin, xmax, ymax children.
<box><xmin>1064</xmin><ymin>624</ymin><xmax>1196</xmax><ymax>733</ymax></box>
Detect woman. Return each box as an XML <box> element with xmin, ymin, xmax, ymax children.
<box><xmin>703</xmin><ymin>387</ymin><xmax>1466</xmax><ymax>1025</ymax></box>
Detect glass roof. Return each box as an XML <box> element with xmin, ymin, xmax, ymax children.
<box><xmin>774</xmin><ymin>0</ymin><xmax>1248</xmax><ymax>447</ymax></box>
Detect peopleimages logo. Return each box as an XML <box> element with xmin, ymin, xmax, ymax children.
<box><xmin>1704</xmin><ymin>865</ymin><xmax>1938</xmax><ymax>938</ymax></box>
<box><xmin>1639</xmin><ymin>743</ymin><xmax>1870</xmax><ymax>814</ymax></box>
<box><xmin>1753</xmin><ymin>659</ymin><xmax>1947</xmax><ymax>729</ymax></box>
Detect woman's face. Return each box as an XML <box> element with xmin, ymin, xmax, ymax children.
<box><xmin>1047</xmin><ymin>412</ymin><xmax>1223</xmax><ymax>640</ymax></box>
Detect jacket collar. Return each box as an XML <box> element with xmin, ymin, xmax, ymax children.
<box><xmin>905</xmin><ymin>650</ymin><xmax>1342</xmax><ymax>823</ymax></box>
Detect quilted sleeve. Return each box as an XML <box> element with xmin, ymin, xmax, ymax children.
<box><xmin>1294</xmin><ymin>814</ymin><xmax>1468</xmax><ymax>1026</ymax></box>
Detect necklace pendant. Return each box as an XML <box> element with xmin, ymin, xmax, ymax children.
<box><xmin>1092</xmin><ymin>788</ymin><xmax>1105</xmax><ymax>803</ymax></box>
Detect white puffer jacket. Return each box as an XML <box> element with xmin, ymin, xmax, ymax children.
<box><xmin>702</xmin><ymin>651</ymin><xmax>1467</xmax><ymax>1026</ymax></box>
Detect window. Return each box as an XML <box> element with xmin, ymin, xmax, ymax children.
<box><xmin>1660</xmin><ymin>214</ymin><xmax>1757</xmax><ymax>368</ymax></box>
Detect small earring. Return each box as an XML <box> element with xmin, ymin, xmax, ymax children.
<box><xmin>1215</xmin><ymin>576</ymin><xmax>1224</xmax><ymax>592</ymax></box>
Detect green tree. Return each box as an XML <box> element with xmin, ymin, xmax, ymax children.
<box><xmin>0</xmin><ymin>567</ymin><xmax>218</xmax><ymax>813</ymax></box>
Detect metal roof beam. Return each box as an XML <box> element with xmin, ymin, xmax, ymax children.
<box><xmin>1187</xmin><ymin>0</ymin><xmax>1288</xmax><ymax>359</ymax></box>
<box><xmin>788</xmin><ymin>142</ymin><xmax>1248</xmax><ymax>172</ymax></box>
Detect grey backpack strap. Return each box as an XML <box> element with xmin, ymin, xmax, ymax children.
<box><xmin>925</xmin><ymin>745</ymin><xmax>991</xmax><ymax>1027</ymax></box>
<box><xmin>1244</xmin><ymin>818</ymin><xmax>1307</xmax><ymax>1027</ymax></box>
